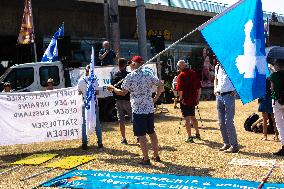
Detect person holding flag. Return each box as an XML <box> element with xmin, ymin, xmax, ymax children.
<box><xmin>41</xmin><ymin>24</ymin><xmax>64</xmax><ymax>62</ymax></box>
<box><xmin>78</xmin><ymin>47</ymin><xmax>103</xmax><ymax>150</ymax></box>
<box><xmin>107</xmin><ymin>56</ymin><xmax>163</xmax><ymax>165</ymax></box>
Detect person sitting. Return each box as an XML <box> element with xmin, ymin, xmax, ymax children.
<box><xmin>46</xmin><ymin>78</ymin><xmax>54</xmax><ymax>90</ymax></box>
<box><xmin>2</xmin><ymin>82</ymin><xmax>12</xmax><ymax>92</ymax></box>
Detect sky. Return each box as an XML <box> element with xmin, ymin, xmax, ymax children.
<box><xmin>210</xmin><ymin>0</ymin><xmax>284</xmax><ymax>14</ymax></box>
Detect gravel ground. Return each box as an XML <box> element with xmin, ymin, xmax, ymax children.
<box><xmin>0</xmin><ymin>100</ymin><xmax>283</xmax><ymax>188</ymax></box>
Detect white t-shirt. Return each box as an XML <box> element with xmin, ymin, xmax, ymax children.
<box><xmin>77</xmin><ymin>75</ymin><xmax>99</xmax><ymax>104</ymax></box>
<box><xmin>122</xmin><ymin>69</ymin><xmax>160</xmax><ymax>114</ymax></box>
<box><xmin>215</xmin><ymin>64</ymin><xmax>235</xmax><ymax>93</ymax></box>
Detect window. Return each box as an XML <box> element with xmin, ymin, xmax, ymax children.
<box><xmin>39</xmin><ymin>66</ymin><xmax>60</xmax><ymax>87</ymax></box>
<box><xmin>3</xmin><ymin>67</ymin><xmax>34</xmax><ymax>91</ymax></box>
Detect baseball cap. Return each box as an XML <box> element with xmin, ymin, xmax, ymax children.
<box><xmin>47</xmin><ymin>78</ymin><xmax>54</xmax><ymax>83</ymax></box>
<box><xmin>4</xmin><ymin>82</ymin><xmax>11</xmax><ymax>87</ymax></box>
<box><xmin>131</xmin><ymin>56</ymin><xmax>143</xmax><ymax>64</ymax></box>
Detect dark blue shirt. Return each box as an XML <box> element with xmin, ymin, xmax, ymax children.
<box><xmin>111</xmin><ymin>69</ymin><xmax>130</xmax><ymax>101</ymax></box>
<box><xmin>99</xmin><ymin>49</ymin><xmax>116</xmax><ymax>65</ymax></box>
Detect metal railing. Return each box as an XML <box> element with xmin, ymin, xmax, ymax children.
<box><xmin>129</xmin><ymin>0</ymin><xmax>284</xmax><ymax>23</ymax></box>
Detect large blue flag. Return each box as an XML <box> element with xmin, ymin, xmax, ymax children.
<box><xmin>85</xmin><ymin>47</ymin><xmax>97</xmax><ymax>131</ymax></box>
<box><xmin>41</xmin><ymin>24</ymin><xmax>64</xmax><ymax>62</ymax></box>
<box><xmin>199</xmin><ymin>0</ymin><xmax>267</xmax><ymax>104</ymax></box>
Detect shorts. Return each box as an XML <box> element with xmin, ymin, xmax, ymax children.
<box><xmin>133</xmin><ymin>113</ymin><xmax>155</xmax><ymax>136</ymax></box>
<box><xmin>116</xmin><ymin>100</ymin><xmax>132</xmax><ymax>123</ymax></box>
<box><xmin>180</xmin><ymin>103</ymin><xmax>195</xmax><ymax>117</ymax></box>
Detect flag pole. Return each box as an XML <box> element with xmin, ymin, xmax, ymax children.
<box><xmin>114</xmin><ymin>27</ymin><xmax>199</xmax><ymax>87</ymax></box>
<box><xmin>33</xmin><ymin>42</ymin><xmax>37</xmax><ymax>62</ymax></box>
<box><xmin>113</xmin><ymin>0</ymin><xmax>243</xmax><ymax>87</ymax></box>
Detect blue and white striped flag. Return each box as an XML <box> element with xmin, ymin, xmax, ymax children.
<box><xmin>85</xmin><ymin>47</ymin><xmax>97</xmax><ymax>130</ymax></box>
<box><xmin>41</xmin><ymin>24</ymin><xmax>64</xmax><ymax>62</ymax></box>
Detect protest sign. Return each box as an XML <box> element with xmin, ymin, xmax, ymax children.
<box><xmin>0</xmin><ymin>87</ymin><xmax>86</xmax><ymax>146</ymax></box>
<box><xmin>45</xmin><ymin>155</ymin><xmax>95</xmax><ymax>169</ymax></box>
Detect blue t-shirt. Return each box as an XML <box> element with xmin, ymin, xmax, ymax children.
<box><xmin>99</xmin><ymin>49</ymin><xmax>116</xmax><ymax>65</ymax></box>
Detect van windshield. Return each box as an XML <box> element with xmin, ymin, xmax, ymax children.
<box><xmin>1</xmin><ymin>67</ymin><xmax>34</xmax><ymax>91</ymax></box>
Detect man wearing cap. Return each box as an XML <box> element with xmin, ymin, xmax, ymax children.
<box><xmin>46</xmin><ymin>78</ymin><xmax>54</xmax><ymax>90</ymax></box>
<box><xmin>108</xmin><ymin>56</ymin><xmax>163</xmax><ymax>165</ymax></box>
<box><xmin>111</xmin><ymin>58</ymin><xmax>132</xmax><ymax>144</ymax></box>
<box><xmin>2</xmin><ymin>82</ymin><xmax>12</xmax><ymax>92</ymax></box>
<box><xmin>176</xmin><ymin>60</ymin><xmax>201</xmax><ymax>143</ymax></box>
<box><xmin>78</xmin><ymin>65</ymin><xmax>103</xmax><ymax>150</ymax></box>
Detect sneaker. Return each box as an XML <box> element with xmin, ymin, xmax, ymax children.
<box><xmin>81</xmin><ymin>143</ymin><xmax>88</xmax><ymax>150</ymax></box>
<box><xmin>273</xmin><ymin>147</ymin><xmax>284</xmax><ymax>156</ymax></box>
<box><xmin>219</xmin><ymin>144</ymin><xmax>230</xmax><ymax>151</ymax></box>
<box><xmin>224</xmin><ymin>146</ymin><xmax>239</xmax><ymax>153</ymax></box>
<box><xmin>185</xmin><ymin>137</ymin><xmax>194</xmax><ymax>143</ymax></box>
<box><xmin>152</xmin><ymin>156</ymin><xmax>161</xmax><ymax>162</ymax></box>
<box><xmin>121</xmin><ymin>138</ymin><xmax>128</xmax><ymax>144</ymax></box>
<box><xmin>138</xmin><ymin>158</ymin><xmax>151</xmax><ymax>165</ymax></box>
<box><xmin>195</xmin><ymin>133</ymin><xmax>201</xmax><ymax>140</ymax></box>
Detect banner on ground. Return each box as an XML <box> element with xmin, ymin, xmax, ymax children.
<box><xmin>40</xmin><ymin>170</ymin><xmax>284</xmax><ymax>189</ymax></box>
<box><xmin>45</xmin><ymin>156</ymin><xmax>95</xmax><ymax>169</ymax></box>
<box><xmin>11</xmin><ymin>154</ymin><xmax>58</xmax><ymax>165</ymax></box>
<box><xmin>0</xmin><ymin>87</ymin><xmax>87</xmax><ymax>146</ymax></box>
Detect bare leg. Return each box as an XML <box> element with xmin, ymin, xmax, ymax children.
<box><xmin>149</xmin><ymin>132</ymin><xmax>159</xmax><ymax>157</ymax></box>
<box><xmin>190</xmin><ymin>116</ymin><xmax>199</xmax><ymax>135</ymax></box>
<box><xmin>138</xmin><ymin>135</ymin><xmax>149</xmax><ymax>160</ymax></box>
<box><xmin>184</xmin><ymin>116</ymin><xmax>192</xmax><ymax>137</ymax></box>
<box><xmin>271</xmin><ymin>113</ymin><xmax>280</xmax><ymax>140</ymax></box>
<box><xmin>262</xmin><ymin>112</ymin><xmax>268</xmax><ymax>140</ymax></box>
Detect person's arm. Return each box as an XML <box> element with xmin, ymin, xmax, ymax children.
<box><xmin>107</xmin><ymin>86</ymin><xmax>128</xmax><ymax>96</ymax></box>
<box><xmin>214</xmin><ymin>65</ymin><xmax>219</xmax><ymax>95</ymax></box>
<box><xmin>196</xmin><ymin>88</ymin><xmax>201</xmax><ymax>105</ymax></box>
<box><xmin>153</xmin><ymin>80</ymin><xmax>163</xmax><ymax>103</ymax></box>
<box><xmin>99</xmin><ymin>49</ymin><xmax>109</xmax><ymax>60</ymax></box>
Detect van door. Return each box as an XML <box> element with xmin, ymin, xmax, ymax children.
<box><xmin>2</xmin><ymin>67</ymin><xmax>35</xmax><ymax>92</ymax></box>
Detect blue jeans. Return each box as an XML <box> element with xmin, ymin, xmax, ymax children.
<box><xmin>216</xmin><ymin>94</ymin><xmax>238</xmax><ymax>147</ymax></box>
<box><xmin>82</xmin><ymin>104</ymin><xmax>103</xmax><ymax>145</ymax></box>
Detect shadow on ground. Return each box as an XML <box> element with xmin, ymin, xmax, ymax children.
<box><xmin>103</xmin><ymin>157</ymin><xmax>213</xmax><ymax>176</ymax></box>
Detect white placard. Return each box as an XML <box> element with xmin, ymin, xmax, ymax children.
<box><xmin>0</xmin><ymin>87</ymin><xmax>85</xmax><ymax>146</ymax></box>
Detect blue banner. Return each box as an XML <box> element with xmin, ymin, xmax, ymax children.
<box><xmin>199</xmin><ymin>0</ymin><xmax>267</xmax><ymax>104</ymax></box>
<box><xmin>40</xmin><ymin>170</ymin><xmax>284</xmax><ymax>189</ymax></box>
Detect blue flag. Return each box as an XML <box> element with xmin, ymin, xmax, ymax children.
<box><xmin>41</xmin><ymin>24</ymin><xmax>64</xmax><ymax>62</ymax></box>
<box><xmin>85</xmin><ymin>47</ymin><xmax>97</xmax><ymax>130</ymax></box>
<box><xmin>199</xmin><ymin>0</ymin><xmax>267</xmax><ymax>104</ymax></box>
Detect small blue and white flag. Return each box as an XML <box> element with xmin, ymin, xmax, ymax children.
<box><xmin>199</xmin><ymin>0</ymin><xmax>267</xmax><ymax>104</ymax></box>
<box><xmin>41</xmin><ymin>24</ymin><xmax>64</xmax><ymax>62</ymax></box>
<box><xmin>85</xmin><ymin>47</ymin><xmax>97</xmax><ymax>131</ymax></box>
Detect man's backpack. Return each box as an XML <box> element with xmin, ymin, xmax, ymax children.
<box><xmin>244</xmin><ymin>113</ymin><xmax>259</xmax><ymax>131</ymax></box>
